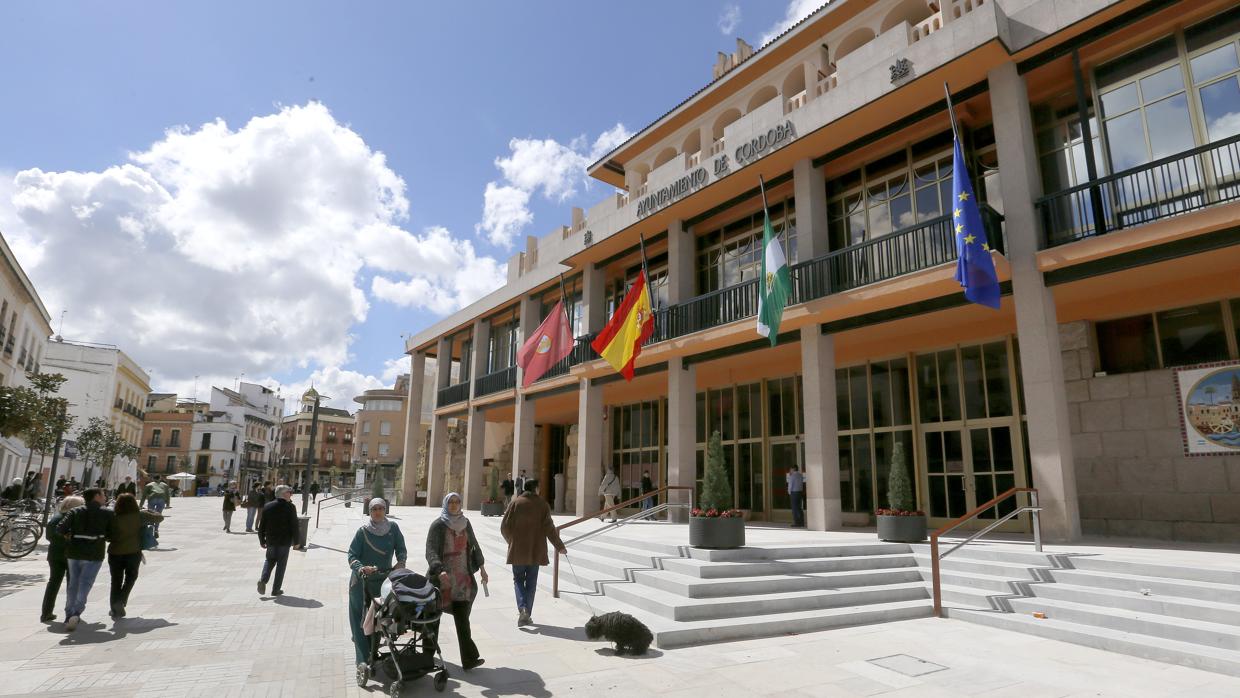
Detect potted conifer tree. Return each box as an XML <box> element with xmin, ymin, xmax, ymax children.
<box><xmin>689</xmin><ymin>430</ymin><xmax>745</xmax><ymax>549</ymax></box>
<box><xmin>876</xmin><ymin>442</ymin><xmax>926</xmax><ymax>542</ymax></box>
<box><xmin>481</xmin><ymin>467</ymin><xmax>505</xmax><ymax>516</ymax></box>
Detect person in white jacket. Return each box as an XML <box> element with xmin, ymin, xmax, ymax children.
<box><xmin>597</xmin><ymin>467</ymin><xmax>622</xmax><ymax>522</ymax></box>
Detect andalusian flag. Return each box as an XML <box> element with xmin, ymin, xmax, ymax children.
<box><xmin>591</xmin><ymin>271</ymin><xmax>655</xmax><ymax>381</ymax></box>
<box><xmin>756</xmin><ymin>207</ymin><xmax>790</xmax><ymax>345</ymax></box>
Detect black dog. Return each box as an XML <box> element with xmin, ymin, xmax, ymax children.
<box><xmin>584</xmin><ymin>612</ymin><xmax>653</xmax><ymax>655</ymax></box>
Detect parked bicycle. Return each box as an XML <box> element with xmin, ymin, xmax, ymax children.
<box><xmin>0</xmin><ymin>514</ymin><xmax>40</xmax><ymax>559</ymax></box>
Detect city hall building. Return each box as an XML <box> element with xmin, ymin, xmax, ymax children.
<box><xmin>400</xmin><ymin>0</ymin><xmax>1240</xmax><ymax>543</ymax></box>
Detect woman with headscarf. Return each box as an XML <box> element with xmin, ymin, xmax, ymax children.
<box><xmin>425</xmin><ymin>492</ymin><xmax>487</xmax><ymax>672</ymax></box>
<box><xmin>347</xmin><ymin>499</ymin><xmax>407</xmax><ymax>676</ymax></box>
<box><xmin>40</xmin><ymin>495</ymin><xmax>83</xmax><ymax>622</ymax></box>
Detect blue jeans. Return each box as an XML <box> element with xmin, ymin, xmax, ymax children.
<box><xmin>512</xmin><ymin>564</ymin><xmax>539</xmax><ymax>614</ymax></box>
<box><xmin>260</xmin><ymin>545</ymin><xmax>291</xmax><ymax>591</ymax></box>
<box><xmin>65</xmin><ymin>558</ymin><xmax>103</xmax><ymax>618</ymax></box>
<box><xmin>641</xmin><ymin>496</ymin><xmax>654</xmax><ymax>510</ymax></box>
<box><xmin>147</xmin><ymin>498</ymin><xmax>166</xmax><ymax>533</ymax></box>
<box><xmin>790</xmin><ymin>491</ymin><xmax>804</xmax><ymax>527</ymax></box>
<box><xmin>245</xmin><ymin>507</ymin><xmax>257</xmax><ymax>531</ymax></box>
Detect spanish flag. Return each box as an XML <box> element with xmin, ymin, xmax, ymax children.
<box><xmin>591</xmin><ymin>271</ymin><xmax>655</xmax><ymax>381</ymax></box>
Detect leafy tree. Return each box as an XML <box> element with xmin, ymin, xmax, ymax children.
<box><xmin>700</xmin><ymin>430</ymin><xmax>733</xmax><ymax>511</ymax></box>
<box><xmin>0</xmin><ymin>373</ymin><xmax>74</xmax><ymax>485</ymax></box>
<box><xmin>76</xmin><ymin>417</ymin><xmax>139</xmax><ymax>484</ymax></box>
<box><xmin>886</xmin><ymin>442</ymin><xmax>915</xmax><ymax>513</ymax></box>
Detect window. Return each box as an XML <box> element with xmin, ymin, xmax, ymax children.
<box><xmin>166</xmin><ymin>455</ymin><xmax>176</xmax><ymax>470</ymax></box>
<box><xmin>361</xmin><ymin>443</ymin><xmax>369</xmax><ymax>457</ymax></box>
<box><xmin>365</xmin><ymin>399</ymin><xmax>402</xmax><ymax>412</ymax></box>
<box><xmin>1187</xmin><ymin>6</ymin><xmax>1240</xmax><ymax>142</ymax></box>
<box><xmin>150</xmin><ymin>429</ymin><xmax>162</xmax><ymax>447</ymax></box>
<box><xmin>1034</xmin><ymin>103</ymin><xmax>1103</xmax><ymax>195</ymax></box>
<box><xmin>380</xmin><ymin>421</ymin><xmax>392</xmax><ymax>436</ymax></box>
<box><xmin>147</xmin><ymin>455</ymin><xmax>156</xmax><ymax>470</ymax></box>
<box><xmin>201</xmin><ymin>433</ymin><xmax>211</xmax><ymax>450</ymax></box>
<box><xmin>696</xmin><ymin>199</ymin><xmax>796</xmax><ymax>295</ymax></box>
<box><xmin>838</xmin><ymin>360</ymin><xmax>914</xmax><ymax>513</ymax></box>
<box><xmin>232</xmin><ymin>435</ymin><xmax>238</xmax><ymax>451</ymax></box>
<box><xmin>363</xmin><ymin>421</ymin><xmax>372</xmax><ymax>435</ymax></box>
<box><xmin>379</xmin><ymin>443</ymin><xmax>390</xmax><ymax>457</ymax></box>
<box><xmin>327</xmin><ymin>449</ymin><xmax>334</xmax><ymax>463</ymax></box>
<box><xmin>169</xmin><ymin>429</ymin><xmax>180</xmax><ymax>447</ymax></box>
<box><xmin>1097</xmin><ymin>38</ymin><xmax>1197</xmax><ymax>177</ymax></box>
<box><xmin>196</xmin><ymin>454</ymin><xmax>209</xmax><ymax>474</ymax></box>
<box><xmin>1157</xmin><ymin>303</ymin><xmax>1230</xmax><ymax>366</ymax></box>
<box><xmin>1095</xmin><ymin>299</ymin><xmax>1239</xmax><ymax>374</ymax></box>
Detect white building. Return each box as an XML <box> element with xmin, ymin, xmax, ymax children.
<box><xmin>210</xmin><ymin>382</ymin><xmax>284</xmax><ymax>484</ymax></box>
<box><xmin>42</xmin><ymin>339</ymin><xmax>151</xmax><ymax>485</ymax></box>
<box><xmin>189</xmin><ymin>411</ymin><xmax>244</xmax><ymax>490</ymax></box>
<box><xmin>0</xmin><ymin>231</ymin><xmax>53</xmax><ymax>487</ymax></box>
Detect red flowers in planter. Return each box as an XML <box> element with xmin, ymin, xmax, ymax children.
<box><xmin>691</xmin><ymin>507</ymin><xmax>743</xmax><ymax>518</ymax></box>
<box><xmin>875</xmin><ymin>508</ymin><xmax>925</xmax><ymax>517</ymax></box>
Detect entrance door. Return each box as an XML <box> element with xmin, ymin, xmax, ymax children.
<box><xmin>923</xmin><ymin>424</ymin><xmax>1023</xmax><ymax>529</ymax></box>
<box><xmin>768</xmin><ymin>440</ymin><xmax>801</xmax><ymax>523</ymax></box>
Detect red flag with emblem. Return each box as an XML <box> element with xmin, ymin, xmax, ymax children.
<box><xmin>516</xmin><ymin>300</ymin><xmax>574</xmax><ymax>388</ymax></box>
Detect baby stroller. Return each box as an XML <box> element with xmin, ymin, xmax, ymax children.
<box><xmin>357</xmin><ymin>568</ymin><xmax>448</xmax><ymax>695</ymax></box>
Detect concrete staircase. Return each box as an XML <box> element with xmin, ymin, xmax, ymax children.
<box><xmin>469</xmin><ymin>521</ymin><xmax>931</xmax><ymax>649</ymax></box>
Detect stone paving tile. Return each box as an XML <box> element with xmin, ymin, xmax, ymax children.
<box><xmin>2</xmin><ymin>498</ymin><xmax>1240</xmax><ymax>696</ymax></box>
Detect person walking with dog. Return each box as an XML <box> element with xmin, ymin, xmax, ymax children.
<box><xmin>425</xmin><ymin>492</ymin><xmax>486</xmax><ymax>671</ymax></box>
<box><xmin>57</xmin><ymin>488</ymin><xmax>115</xmax><ymax>630</ymax></box>
<box><xmin>40</xmin><ymin>495</ymin><xmax>83</xmax><ymax>623</ymax></box>
<box><xmin>106</xmin><ymin>493</ymin><xmax>163</xmax><ymax>618</ymax></box>
<box><xmin>256</xmin><ymin>485</ymin><xmax>298</xmax><ymax>596</ymax></box>
<box><xmin>346</xmin><ymin>499</ymin><xmax>408</xmax><ymax>672</ymax></box>
<box><xmin>598</xmin><ymin>466</ymin><xmax>621</xmax><ymax>522</ymax></box>
<box><xmin>500</xmin><ymin>479</ymin><xmax>566</xmax><ymax>626</ymax></box>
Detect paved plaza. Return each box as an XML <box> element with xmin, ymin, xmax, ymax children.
<box><xmin>0</xmin><ymin>498</ymin><xmax>1238</xmax><ymax>697</ymax></box>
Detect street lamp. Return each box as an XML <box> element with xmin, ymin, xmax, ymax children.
<box><xmin>301</xmin><ymin>392</ymin><xmax>326</xmax><ymax>515</ymax></box>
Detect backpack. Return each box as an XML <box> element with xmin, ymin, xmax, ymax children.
<box><xmin>140</xmin><ymin>523</ymin><xmax>158</xmax><ymax>550</ymax></box>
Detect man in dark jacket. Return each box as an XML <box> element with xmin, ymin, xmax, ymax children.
<box><xmin>115</xmin><ymin>476</ymin><xmax>137</xmax><ymax>498</ymax></box>
<box><xmin>500</xmin><ymin>479</ymin><xmax>566</xmax><ymax>626</ymax></box>
<box><xmin>257</xmin><ymin>485</ymin><xmax>298</xmax><ymax>596</ymax></box>
<box><xmin>500</xmin><ymin>477</ymin><xmax>515</xmax><ymax>506</ymax></box>
<box><xmin>57</xmin><ymin>488</ymin><xmax>115</xmax><ymax>630</ymax></box>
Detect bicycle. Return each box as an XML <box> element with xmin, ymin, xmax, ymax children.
<box><xmin>0</xmin><ymin>515</ymin><xmax>40</xmax><ymax>559</ymax></box>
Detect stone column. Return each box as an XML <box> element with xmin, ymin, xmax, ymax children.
<box><xmin>666</xmin><ymin>219</ymin><xmax>694</xmax><ymax>304</ymax></box>
<box><xmin>989</xmin><ymin>61</ymin><xmax>1081</xmax><ymax>541</ymax></box>
<box><xmin>793</xmin><ymin>158</ymin><xmax>829</xmax><ymax>259</ymax></box>
<box><xmin>400</xmin><ymin>351</ymin><xmax>427</xmax><ymax>505</ymax></box>
<box><xmin>512</xmin><ymin>296</ymin><xmax>539</xmax><ymax>481</ymax></box>
<box><xmin>581</xmin><ymin>264</ymin><xmax>606</xmax><ymax>335</ymax></box>
<box><xmin>575</xmin><ymin>378</ymin><xmax>603</xmax><ymax>517</ymax></box>
<box><xmin>462</xmin><ymin>319</ymin><xmax>490</xmax><ymax>511</ymax></box>
<box><xmin>436</xmin><ymin>336</ymin><xmax>452</xmax><ymax>391</ymax></box>
<box><xmin>801</xmin><ymin>328</ymin><xmax>842</xmax><ymax>530</ymax></box>
<box><xmin>425</xmin><ymin>415</ymin><xmax>448</xmax><ymax>506</ymax></box>
<box><xmin>667</xmin><ymin>356</ymin><xmax>697</xmax><ymax>523</ymax></box>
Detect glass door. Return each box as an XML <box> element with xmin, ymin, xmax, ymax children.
<box><xmin>768</xmin><ymin>440</ymin><xmax>800</xmax><ymax>523</ymax></box>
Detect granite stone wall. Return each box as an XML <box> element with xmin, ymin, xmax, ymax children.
<box><xmin>1062</xmin><ymin>321</ymin><xmax>1240</xmax><ymax>542</ymax></box>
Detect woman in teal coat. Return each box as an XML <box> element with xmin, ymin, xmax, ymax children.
<box><xmin>347</xmin><ymin>499</ymin><xmax>407</xmax><ymax>674</ymax></box>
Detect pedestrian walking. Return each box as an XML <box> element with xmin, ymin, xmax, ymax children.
<box><xmin>640</xmin><ymin>470</ymin><xmax>655</xmax><ymax>511</ymax></box>
<box><xmin>222</xmin><ymin>481</ymin><xmax>241</xmax><ymax>532</ymax></box>
<box><xmin>786</xmin><ymin>465</ymin><xmax>805</xmax><ymax>528</ymax></box>
<box><xmin>115</xmin><ymin>476</ymin><xmax>137</xmax><ymax>498</ymax></box>
<box><xmin>244</xmin><ymin>482</ymin><xmax>263</xmax><ymax>532</ymax></box>
<box><xmin>23</xmin><ymin>470</ymin><xmax>40</xmax><ymax>499</ymax></box>
<box><xmin>255</xmin><ymin>481</ymin><xmax>274</xmax><ymax>528</ymax></box>
<box><xmin>57</xmin><ymin>488</ymin><xmax>115</xmax><ymax>630</ymax></box>
<box><xmin>500</xmin><ymin>476</ymin><xmax>515</xmax><ymax>506</ymax></box>
<box><xmin>105</xmin><ymin>493</ymin><xmax>163</xmax><ymax>618</ymax></box>
<box><xmin>1</xmin><ymin>477</ymin><xmax>21</xmax><ymax>502</ymax></box>
<box><xmin>257</xmin><ymin>485</ymin><xmax>298</xmax><ymax>596</ymax></box>
<box><xmin>425</xmin><ymin>492</ymin><xmax>487</xmax><ymax>671</ymax></box>
<box><xmin>140</xmin><ymin>475</ymin><xmax>172</xmax><ymax>536</ymax></box>
<box><xmin>514</xmin><ymin>470</ymin><xmax>527</xmax><ymax>494</ymax></box>
<box><xmin>310</xmin><ymin>480</ymin><xmax>320</xmax><ymax>503</ymax></box>
<box><xmin>598</xmin><ymin>466</ymin><xmax>621</xmax><ymax>522</ymax></box>
<box><xmin>347</xmin><ymin>499</ymin><xmax>408</xmax><ymax>670</ymax></box>
<box><xmin>500</xmin><ymin>479</ymin><xmax>566</xmax><ymax>626</ymax></box>
<box><xmin>41</xmin><ymin>495</ymin><xmax>83</xmax><ymax>623</ymax></box>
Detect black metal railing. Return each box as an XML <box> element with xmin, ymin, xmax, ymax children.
<box><xmin>474</xmin><ymin>365</ymin><xmax>517</xmax><ymax>397</ymax></box>
<box><xmin>540</xmin><ymin>334</ymin><xmax>598</xmax><ymax>381</ymax></box>
<box><xmin>658</xmin><ymin>278</ymin><xmax>761</xmax><ymax>342</ymax></box>
<box><xmin>437</xmin><ymin>382</ymin><xmax>470</xmax><ymax>407</ymax></box>
<box><xmin>1036</xmin><ymin>133</ymin><xmax>1240</xmax><ymax>248</ymax></box>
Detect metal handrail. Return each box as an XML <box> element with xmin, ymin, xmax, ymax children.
<box><xmin>552</xmin><ymin>485</ymin><xmax>695</xmax><ymax>598</ymax></box>
<box><xmin>930</xmin><ymin>486</ymin><xmax>1041</xmax><ymax>617</ymax></box>
<box><xmin>314</xmin><ymin>487</ymin><xmax>366</xmax><ymax>528</ymax></box>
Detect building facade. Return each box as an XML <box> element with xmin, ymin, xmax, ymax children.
<box><xmin>139</xmin><ymin>409</ymin><xmax>193</xmax><ymax>478</ymax></box>
<box><xmin>43</xmin><ymin>339</ymin><xmax>151</xmax><ymax>485</ymax></box>
<box><xmin>0</xmin><ymin>231</ymin><xmax>53</xmax><ymax>487</ymax></box>
<box><xmin>189</xmin><ymin>411</ymin><xmax>244</xmax><ymax>490</ymax></box>
<box><xmin>210</xmin><ymin>383</ymin><xmax>284</xmax><ymax>485</ymax></box>
<box><xmin>353</xmin><ymin>374</ymin><xmax>410</xmax><ymax>487</ymax></box>
<box><xmin>400</xmin><ymin>0</ymin><xmax>1240</xmax><ymax>543</ymax></box>
<box><xmin>279</xmin><ymin>388</ymin><xmax>354</xmax><ymax>487</ymax></box>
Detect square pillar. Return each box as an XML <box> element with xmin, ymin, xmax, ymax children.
<box><xmin>469</xmin><ymin>319</ymin><xmax>490</xmax><ymax>399</ymax></box>
<box><xmin>425</xmin><ymin>414</ymin><xmax>448</xmax><ymax>507</ymax></box>
<box><xmin>667</xmin><ymin>356</ymin><xmax>696</xmax><ymax>523</ymax></box>
<box><xmin>463</xmin><ymin>407</ymin><xmax>487</xmax><ymax>510</ymax></box>
<box><xmin>575</xmin><ymin>378</ymin><xmax>603</xmax><ymax>517</ymax></box>
<box><xmin>400</xmin><ymin>351</ymin><xmax>427</xmax><ymax>505</ymax></box>
<box><xmin>435</xmin><ymin>336</ymin><xmax>452</xmax><ymax>391</ymax></box>
<box><xmin>513</xmin><ymin>297</ymin><xmax>540</xmax><ymax>480</ymax></box>
<box><xmin>801</xmin><ymin>328</ymin><xmax>842</xmax><ymax>530</ymax></box>
<box><xmin>989</xmin><ymin>61</ymin><xmax>1081</xmax><ymax>541</ymax></box>
<box><xmin>581</xmin><ymin>264</ymin><xmax>606</xmax><ymax>335</ymax></box>
<box><xmin>666</xmin><ymin>219</ymin><xmax>694</xmax><ymax>304</ymax></box>
<box><xmin>793</xmin><ymin>158</ymin><xmax>829</xmax><ymax>259</ymax></box>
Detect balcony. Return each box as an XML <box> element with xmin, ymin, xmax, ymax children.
<box><xmin>437</xmin><ymin>382</ymin><xmax>470</xmax><ymax>408</ymax></box>
<box><xmin>1036</xmin><ymin>133</ymin><xmax>1240</xmax><ymax>248</ymax></box>
<box><xmin>540</xmin><ymin>334</ymin><xmax>599</xmax><ymax>382</ymax></box>
<box><xmin>474</xmin><ymin>365</ymin><xmax>517</xmax><ymax>398</ymax></box>
<box><xmin>114</xmin><ymin>398</ymin><xmax>124</xmax><ymax>409</ymax></box>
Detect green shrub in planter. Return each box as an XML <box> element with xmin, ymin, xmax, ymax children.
<box><xmin>876</xmin><ymin>442</ymin><xmax>926</xmax><ymax>543</ymax></box>
<box><xmin>690</xmin><ymin>430</ymin><xmax>745</xmax><ymax>549</ymax></box>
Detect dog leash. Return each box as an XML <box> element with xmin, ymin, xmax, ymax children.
<box><xmin>562</xmin><ymin>552</ymin><xmax>598</xmax><ymax>618</ymax></box>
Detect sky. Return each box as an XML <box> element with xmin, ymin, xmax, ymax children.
<box><xmin>0</xmin><ymin>0</ymin><xmax>824</xmax><ymax>413</ymax></box>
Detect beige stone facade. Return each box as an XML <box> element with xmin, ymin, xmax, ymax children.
<box><xmin>0</xmin><ymin>231</ymin><xmax>53</xmax><ymax>486</ymax></box>
<box><xmin>278</xmin><ymin>388</ymin><xmax>354</xmax><ymax>487</ymax></box>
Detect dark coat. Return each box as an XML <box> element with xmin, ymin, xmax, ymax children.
<box><xmin>222</xmin><ymin>490</ymin><xmax>240</xmax><ymax>512</ymax></box>
<box><xmin>501</xmin><ymin>479</ymin><xmax>515</xmax><ymax>497</ymax></box>
<box><xmin>45</xmin><ymin>512</ymin><xmax>69</xmax><ymax>564</ymax></box>
<box><xmin>58</xmin><ymin>500</ymin><xmax>116</xmax><ymax>561</ymax></box>
<box><xmin>425</xmin><ymin>518</ymin><xmax>483</xmax><ymax>602</ymax></box>
<box><xmin>309</xmin><ymin>482</ymin><xmax>320</xmax><ymax>494</ymax></box>
<box><xmin>108</xmin><ymin>510</ymin><xmax>164</xmax><ymax>555</ymax></box>
<box><xmin>500</xmin><ymin>492</ymin><xmax>565</xmax><ymax>566</ymax></box>
<box><xmin>641</xmin><ymin>476</ymin><xmax>654</xmax><ymax>494</ymax></box>
<box><xmin>116</xmin><ymin>481</ymin><xmax>137</xmax><ymax>497</ymax></box>
<box><xmin>258</xmin><ymin>498</ymin><xmax>299</xmax><ymax>547</ymax></box>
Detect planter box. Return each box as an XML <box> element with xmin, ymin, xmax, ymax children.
<box><xmin>689</xmin><ymin>516</ymin><xmax>746</xmax><ymax>549</ymax></box>
<box><xmin>877</xmin><ymin>514</ymin><xmax>927</xmax><ymax>543</ymax></box>
<box><xmin>480</xmin><ymin>502</ymin><xmax>506</xmax><ymax>517</ymax></box>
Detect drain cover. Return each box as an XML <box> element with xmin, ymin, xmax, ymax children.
<box><xmin>867</xmin><ymin>654</ymin><xmax>948</xmax><ymax>677</ymax></box>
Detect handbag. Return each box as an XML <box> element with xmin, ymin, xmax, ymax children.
<box><xmin>140</xmin><ymin>523</ymin><xmax>158</xmax><ymax>551</ymax></box>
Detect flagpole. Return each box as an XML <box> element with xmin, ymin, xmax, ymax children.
<box><xmin>637</xmin><ymin>233</ymin><xmax>656</xmax><ymax>311</ymax></box>
<box><xmin>557</xmin><ymin>273</ymin><xmax>572</xmax><ymax>329</ymax></box>
<box><xmin>759</xmin><ymin>175</ymin><xmax>785</xmax><ymax>244</ymax></box>
<box><xmin>943</xmin><ymin>82</ymin><xmax>961</xmax><ymax>141</ymax></box>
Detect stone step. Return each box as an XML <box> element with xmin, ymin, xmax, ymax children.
<box><xmin>1029</xmin><ymin>583</ymin><xmax>1240</xmax><ymax>627</ymax></box>
<box><xmin>1045</xmin><ymin>568</ymin><xmax>1240</xmax><ymax>605</ymax></box>
<box><xmin>912</xmin><ymin>553</ymin><xmax>1051</xmax><ymax>580</ymax></box>
<box><xmin>633</xmin><ymin>566</ymin><xmax>924</xmax><ymax>598</ymax></box>
<box><xmin>909</xmin><ymin>542</ymin><xmax>1060</xmax><ymax>567</ymax></box>
<box><xmin>690</xmin><ymin>542</ymin><xmax>913</xmax><ymax>562</ymax></box>
<box><xmin>1067</xmin><ymin>557</ymin><xmax>1240</xmax><ymax>586</ymax></box>
<box><xmin>937</xmin><ymin>583</ymin><xmax>1008</xmax><ymax>611</ymax></box>
<box><xmin>660</xmin><ymin>552</ymin><xmax>916</xmax><ymax>579</ymax></box>
<box><xmin>653</xmin><ymin>599</ymin><xmax>933</xmax><ymax>649</ymax></box>
<box><xmin>920</xmin><ymin>568</ymin><xmax>1029</xmax><ymax>594</ymax></box>
<box><xmin>1004</xmin><ymin>596</ymin><xmax>1240</xmax><ymax>651</ymax></box>
<box><xmin>947</xmin><ymin>607</ymin><xmax>1240</xmax><ymax>678</ymax></box>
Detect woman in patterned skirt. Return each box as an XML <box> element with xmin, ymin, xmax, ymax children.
<box><xmin>425</xmin><ymin>492</ymin><xmax>488</xmax><ymax>671</ymax></box>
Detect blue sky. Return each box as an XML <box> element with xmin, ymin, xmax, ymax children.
<box><xmin>0</xmin><ymin>1</ymin><xmax>815</xmax><ymax>409</ymax></box>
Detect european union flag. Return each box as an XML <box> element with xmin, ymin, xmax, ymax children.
<box><xmin>951</xmin><ymin>137</ymin><xmax>1000</xmax><ymax>309</ymax></box>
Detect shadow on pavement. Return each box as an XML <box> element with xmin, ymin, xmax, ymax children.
<box><xmin>58</xmin><ymin>617</ymin><xmax>177</xmax><ymax>645</ymax></box>
<box><xmin>273</xmin><ymin>595</ymin><xmax>323</xmax><ymax>609</ymax></box>
<box><xmin>448</xmin><ymin>666</ymin><xmax>551</xmax><ymax>698</ymax></box>
<box><xmin>594</xmin><ymin>646</ymin><xmax>663</xmax><ymax>659</ymax></box>
<box><xmin>307</xmin><ymin>543</ymin><xmax>350</xmax><ymax>555</ymax></box>
<box><xmin>0</xmin><ymin>572</ymin><xmax>45</xmax><ymax>598</ymax></box>
<box><xmin>518</xmin><ymin>624</ymin><xmax>586</xmax><ymax>641</ymax></box>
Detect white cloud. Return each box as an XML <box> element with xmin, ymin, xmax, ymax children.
<box><xmin>760</xmin><ymin>0</ymin><xmax>826</xmax><ymax>47</ymax></box>
<box><xmin>1</xmin><ymin>102</ymin><xmax>505</xmax><ymax>408</ymax></box>
<box><xmin>476</xmin><ymin>124</ymin><xmax>634</xmax><ymax>248</ymax></box>
<box><xmin>718</xmin><ymin>4</ymin><xmax>742</xmax><ymax>35</ymax></box>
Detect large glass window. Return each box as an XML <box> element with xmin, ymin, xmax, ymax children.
<box><xmin>695</xmin><ymin>199</ymin><xmax>796</xmax><ymax>295</ymax></box>
<box><xmin>1157</xmin><ymin>302</ymin><xmax>1230</xmax><ymax>366</ymax></box>
<box><xmin>837</xmin><ymin>359</ymin><xmax>914</xmax><ymax>513</ymax></box>
<box><xmin>1095</xmin><ymin>299</ymin><xmax>1239</xmax><ymax>374</ymax></box>
<box><xmin>611</xmin><ymin>400</ymin><xmax>663</xmax><ymax>504</ymax></box>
